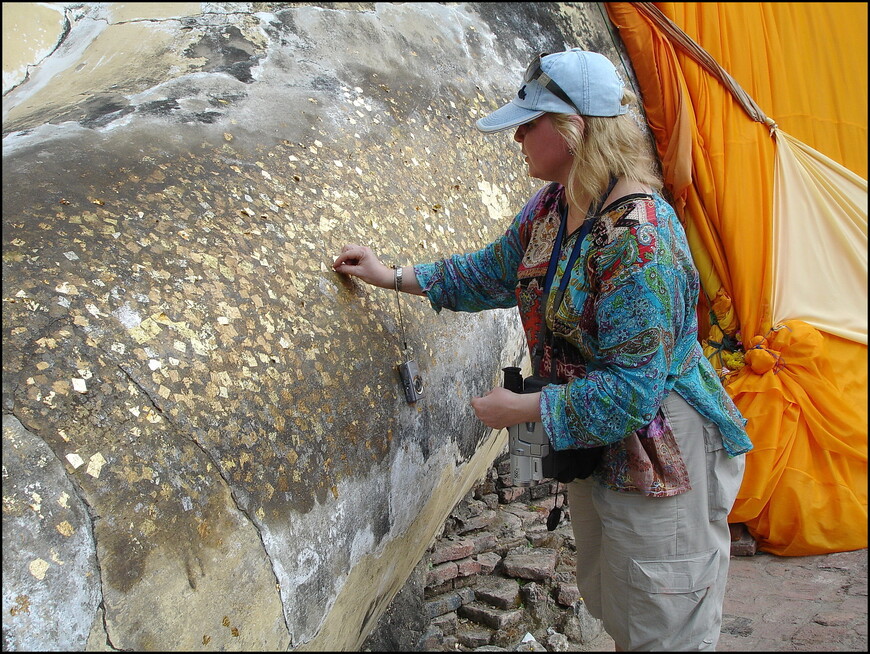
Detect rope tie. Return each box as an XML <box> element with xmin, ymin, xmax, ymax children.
<box><xmin>632</xmin><ymin>3</ymin><xmax>776</xmax><ymax>135</ymax></box>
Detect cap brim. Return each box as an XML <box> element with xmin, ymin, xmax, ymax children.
<box><xmin>475</xmin><ymin>102</ymin><xmax>545</xmax><ymax>133</ymax></box>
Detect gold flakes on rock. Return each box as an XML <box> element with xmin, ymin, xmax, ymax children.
<box><xmin>28</xmin><ymin>559</ymin><xmax>49</xmax><ymax>580</ymax></box>
<box><xmin>86</xmin><ymin>453</ymin><xmax>107</xmax><ymax>478</ymax></box>
<box><xmin>9</xmin><ymin>595</ymin><xmax>31</xmax><ymax>616</ymax></box>
<box><xmin>128</xmin><ymin>316</ymin><xmax>163</xmax><ymax>344</ymax></box>
<box><xmin>66</xmin><ymin>452</ymin><xmax>84</xmax><ymax>470</ymax></box>
<box><xmin>1</xmin><ymin>83</ymin><xmax>531</xmax><ymax>526</ymax></box>
<box><xmin>55</xmin><ymin>521</ymin><xmax>74</xmax><ymax>537</ymax></box>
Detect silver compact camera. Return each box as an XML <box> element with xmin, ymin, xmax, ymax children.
<box><xmin>398</xmin><ymin>359</ymin><xmax>424</xmax><ymax>403</ymax></box>
<box><xmin>502</xmin><ymin>367</ymin><xmax>547</xmax><ymax>486</ymax></box>
<box><xmin>509</xmin><ymin>420</ymin><xmax>550</xmax><ymax>487</ymax></box>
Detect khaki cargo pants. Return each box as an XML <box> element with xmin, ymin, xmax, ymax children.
<box><xmin>568</xmin><ymin>392</ymin><xmax>746</xmax><ymax>651</ymax></box>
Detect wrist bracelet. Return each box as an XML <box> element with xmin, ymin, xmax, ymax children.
<box><xmin>393</xmin><ymin>265</ymin><xmax>403</xmax><ymax>292</ymax></box>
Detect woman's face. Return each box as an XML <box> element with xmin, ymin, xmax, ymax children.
<box><xmin>513</xmin><ymin>114</ymin><xmax>572</xmax><ymax>184</ymax></box>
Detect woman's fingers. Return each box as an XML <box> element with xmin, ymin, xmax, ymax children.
<box><xmin>333</xmin><ymin>245</ymin><xmax>367</xmax><ymax>269</ymax></box>
<box><xmin>333</xmin><ymin>245</ymin><xmax>390</xmax><ymax>287</ymax></box>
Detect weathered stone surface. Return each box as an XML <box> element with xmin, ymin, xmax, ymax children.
<box><xmin>556</xmin><ymin>581</ymin><xmax>581</xmax><ymax>607</ymax></box>
<box><xmin>415</xmin><ymin>624</ymin><xmax>444</xmax><ymax>651</ymax></box>
<box><xmin>520</xmin><ymin>581</ymin><xmax>562</xmax><ymax>636</ymax></box>
<box><xmin>2</xmin><ymin>415</ymin><xmax>100</xmax><ymax>652</ymax></box>
<box><xmin>431</xmin><ymin>611</ymin><xmax>458</xmax><ymax>635</ymax></box>
<box><xmin>499</xmin><ymin>486</ymin><xmax>529</xmax><ymax>503</ymax></box>
<box><xmin>527</xmin><ymin>525</ymin><xmax>564</xmax><ymax>549</ymax></box>
<box><xmin>456</xmin><ymin>507</ymin><xmax>499</xmax><ymax>534</ymax></box>
<box><xmin>471</xmin><ymin>532</ymin><xmax>499</xmax><ymax>554</ymax></box>
<box><xmin>358</xmin><ymin>556</ymin><xmax>428</xmax><ymax>653</ymax></box>
<box><xmin>730</xmin><ymin>522</ymin><xmax>759</xmax><ymax>556</ymax></box>
<box><xmin>457</xmin><ymin>624</ymin><xmax>493</xmax><ymax>648</ymax></box>
<box><xmin>2</xmin><ymin>2</ymin><xmax>631</xmax><ymax>650</ymax></box>
<box><xmin>459</xmin><ymin>601</ymin><xmax>525</xmax><ymax>630</ymax></box>
<box><xmin>425</xmin><ymin>579</ymin><xmax>454</xmax><ymax>599</ymax></box>
<box><xmin>397</xmin><ymin>457</ymin><xmax>615</xmax><ymax>651</ymax></box>
<box><xmin>546</xmin><ymin>631</ymin><xmax>571</xmax><ymax>652</ymax></box>
<box><xmin>424</xmin><ymin>587</ymin><xmax>475</xmax><ymax>620</ymax></box>
<box><xmin>563</xmin><ymin>598</ymin><xmax>606</xmax><ymax>645</ymax></box>
<box><xmin>458</xmin><ymin>556</ymin><xmax>482</xmax><ymax>575</ymax></box>
<box><xmin>476</xmin><ymin>551</ymin><xmax>502</xmax><ymax>574</ymax></box>
<box><xmin>431</xmin><ymin>537</ymin><xmax>475</xmax><ymax>565</ymax></box>
<box><xmin>515</xmin><ymin>633</ymin><xmax>549</xmax><ymax>651</ymax></box>
<box><xmin>502</xmin><ymin>502</ymin><xmax>549</xmax><ymax>529</ymax></box>
<box><xmin>427</xmin><ymin>561</ymin><xmax>460</xmax><ymax>586</ymax></box>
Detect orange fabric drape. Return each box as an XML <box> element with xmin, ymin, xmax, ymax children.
<box><xmin>606</xmin><ymin>2</ymin><xmax>867</xmax><ymax>555</ymax></box>
<box><xmin>726</xmin><ymin>321</ymin><xmax>866</xmax><ymax>555</ymax></box>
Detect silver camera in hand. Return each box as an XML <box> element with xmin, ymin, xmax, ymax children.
<box><xmin>509</xmin><ymin>421</ymin><xmax>551</xmax><ymax>487</ymax></box>
<box><xmin>398</xmin><ymin>359</ymin><xmax>424</xmax><ymax>403</ymax></box>
<box><xmin>502</xmin><ymin>367</ymin><xmax>605</xmax><ymax>487</ymax></box>
<box><xmin>503</xmin><ymin>367</ymin><xmax>550</xmax><ymax>487</ymax></box>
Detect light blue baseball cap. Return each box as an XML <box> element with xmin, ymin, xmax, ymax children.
<box><xmin>476</xmin><ymin>49</ymin><xmax>627</xmax><ymax>133</ymax></box>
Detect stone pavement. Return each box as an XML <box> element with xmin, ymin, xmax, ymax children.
<box><xmin>718</xmin><ymin>547</ymin><xmax>867</xmax><ymax>652</ymax></box>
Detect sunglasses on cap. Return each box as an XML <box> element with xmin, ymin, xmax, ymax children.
<box><xmin>524</xmin><ymin>53</ymin><xmax>579</xmax><ymax>113</ymax></box>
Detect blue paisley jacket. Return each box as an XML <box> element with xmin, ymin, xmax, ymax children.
<box><xmin>414</xmin><ymin>183</ymin><xmax>751</xmax><ymax>495</ymax></box>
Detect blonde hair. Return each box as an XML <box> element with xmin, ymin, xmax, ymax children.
<box><xmin>551</xmin><ymin>88</ymin><xmax>662</xmax><ymax>210</ymax></box>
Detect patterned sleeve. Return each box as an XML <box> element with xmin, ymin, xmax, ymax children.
<box><xmin>540</xmin><ymin>197</ymin><xmax>698</xmax><ymax>449</ymax></box>
<box><xmin>413</xmin><ymin>187</ymin><xmax>552</xmax><ymax>313</ymax></box>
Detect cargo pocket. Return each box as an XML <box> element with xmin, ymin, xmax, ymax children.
<box><xmin>624</xmin><ymin>549</ymin><xmax>720</xmax><ymax>649</ymax></box>
<box><xmin>703</xmin><ymin>422</ymin><xmax>745</xmax><ymax>522</ymax></box>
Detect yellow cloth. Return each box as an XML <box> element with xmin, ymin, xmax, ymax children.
<box><xmin>606</xmin><ymin>2</ymin><xmax>868</xmax><ymax>555</ymax></box>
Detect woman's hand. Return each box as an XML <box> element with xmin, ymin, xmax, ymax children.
<box><xmin>333</xmin><ymin>244</ymin><xmax>393</xmax><ymax>288</ymax></box>
<box><xmin>471</xmin><ymin>388</ymin><xmax>542</xmax><ymax>430</ymax></box>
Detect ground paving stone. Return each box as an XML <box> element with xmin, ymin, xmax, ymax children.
<box><xmin>718</xmin><ymin>549</ymin><xmax>868</xmax><ymax>652</ymax></box>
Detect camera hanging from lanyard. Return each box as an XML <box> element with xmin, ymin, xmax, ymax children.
<box><xmin>392</xmin><ymin>265</ymin><xmax>424</xmax><ymax>403</ymax></box>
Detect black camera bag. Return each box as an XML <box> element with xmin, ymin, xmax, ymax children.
<box><xmin>522</xmin><ymin>374</ymin><xmax>604</xmax><ymax>483</ymax></box>
<box><xmin>542</xmin><ymin>445</ymin><xmax>604</xmax><ymax>482</ymax></box>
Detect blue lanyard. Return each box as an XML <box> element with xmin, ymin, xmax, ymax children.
<box><xmin>533</xmin><ymin>180</ymin><xmax>617</xmax><ymax>379</ymax></box>
<box><xmin>543</xmin><ymin>205</ymin><xmax>596</xmax><ymax>307</ymax></box>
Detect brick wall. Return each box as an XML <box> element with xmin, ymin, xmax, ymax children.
<box><xmin>413</xmin><ymin>454</ymin><xmax>608</xmax><ymax>651</ymax></box>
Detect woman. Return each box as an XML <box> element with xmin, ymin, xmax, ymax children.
<box><xmin>333</xmin><ymin>49</ymin><xmax>751</xmax><ymax>651</ymax></box>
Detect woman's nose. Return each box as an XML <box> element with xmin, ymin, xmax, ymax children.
<box><xmin>513</xmin><ymin>125</ymin><xmax>525</xmax><ymax>143</ymax></box>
